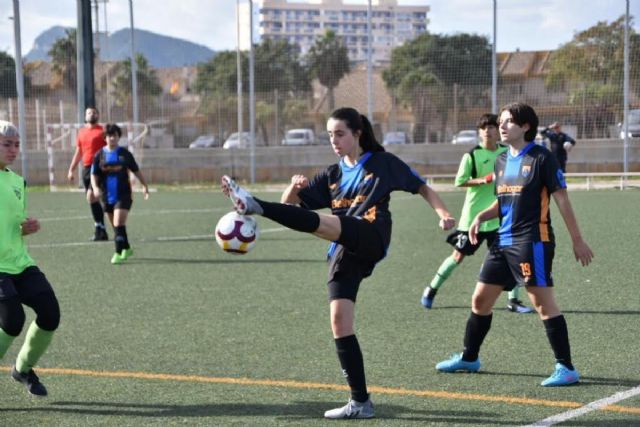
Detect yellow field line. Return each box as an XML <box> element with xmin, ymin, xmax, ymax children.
<box><xmin>1</xmin><ymin>366</ymin><xmax>638</xmax><ymax>415</ymax></box>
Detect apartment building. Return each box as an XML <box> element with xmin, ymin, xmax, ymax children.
<box><xmin>257</xmin><ymin>0</ymin><xmax>429</xmax><ymax>63</ymax></box>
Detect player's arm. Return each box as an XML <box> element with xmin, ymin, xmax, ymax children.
<box><xmin>468</xmin><ymin>200</ymin><xmax>499</xmax><ymax>244</ymax></box>
<box><xmin>280</xmin><ymin>174</ymin><xmax>309</xmax><ymax>204</ymax></box>
<box><xmin>552</xmin><ymin>188</ymin><xmax>594</xmax><ymax>266</ymax></box>
<box><xmin>132</xmin><ymin>170</ymin><xmax>150</xmax><ymax>200</ymax></box>
<box><xmin>67</xmin><ymin>147</ymin><xmax>82</xmax><ymax>181</ymax></box>
<box><xmin>21</xmin><ymin>217</ymin><xmax>40</xmax><ymax>236</ymax></box>
<box><xmin>417</xmin><ymin>184</ymin><xmax>455</xmax><ymax>230</ymax></box>
<box><xmin>455</xmin><ymin>153</ymin><xmax>493</xmax><ymax>187</ymax></box>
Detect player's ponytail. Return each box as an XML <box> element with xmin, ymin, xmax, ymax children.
<box><xmin>329</xmin><ymin>107</ymin><xmax>385</xmax><ymax>153</ymax></box>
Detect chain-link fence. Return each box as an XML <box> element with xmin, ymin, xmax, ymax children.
<box><xmin>1</xmin><ymin>1</ymin><xmax>639</xmax><ymax>184</ymax></box>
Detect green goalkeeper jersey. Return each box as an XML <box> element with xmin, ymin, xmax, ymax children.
<box><xmin>0</xmin><ymin>168</ymin><xmax>36</xmax><ymax>274</ymax></box>
<box><xmin>454</xmin><ymin>144</ymin><xmax>508</xmax><ymax>232</ymax></box>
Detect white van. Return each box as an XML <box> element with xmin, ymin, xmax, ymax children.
<box><xmin>282</xmin><ymin>129</ymin><xmax>315</xmax><ymax>146</ymax></box>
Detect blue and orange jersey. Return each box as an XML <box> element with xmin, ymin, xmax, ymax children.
<box><xmin>91</xmin><ymin>146</ymin><xmax>139</xmax><ymax>205</ymax></box>
<box><xmin>297</xmin><ymin>151</ymin><xmax>425</xmax><ymax>249</ymax></box>
<box><xmin>494</xmin><ymin>142</ymin><xmax>566</xmax><ymax>246</ymax></box>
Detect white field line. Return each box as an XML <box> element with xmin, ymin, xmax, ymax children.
<box><xmin>522</xmin><ymin>385</ymin><xmax>640</xmax><ymax>427</ymax></box>
<box><xmin>28</xmin><ymin>226</ymin><xmax>287</xmax><ymax>249</ymax></box>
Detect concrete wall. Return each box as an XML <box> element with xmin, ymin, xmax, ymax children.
<box><xmin>13</xmin><ymin>139</ymin><xmax>640</xmax><ymax>185</ymax></box>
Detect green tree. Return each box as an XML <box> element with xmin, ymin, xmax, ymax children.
<box><xmin>546</xmin><ymin>16</ymin><xmax>640</xmax><ymax>136</ymax></box>
<box><xmin>111</xmin><ymin>53</ymin><xmax>162</xmax><ymax>115</ymax></box>
<box><xmin>194</xmin><ymin>41</ymin><xmax>312</xmax><ymax>145</ymax></box>
<box><xmin>48</xmin><ymin>29</ymin><xmax>77</xmax><ymax>89</ymax></box>
<box><xmin>1</xmin><ymin>51</ymin><xmax>18</xmax><ymax>98</ymax></box>
<box><xmin>307</xmin><ymin>30</ymin><xmax>350</xmax><ymax>111</ymax></box>
<box><xmin>383</xmin><ymin>33</ymin><xmax>491</xmax><ymax>143</ymax></box>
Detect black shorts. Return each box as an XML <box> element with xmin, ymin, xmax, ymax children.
<box><xmin>478</xmin><ymin>241</ymin><xmax>555</xmax><ymax>291</ymax></box>
<box><xmin>82</xmin><ymin>166</ymin><xmax>93</xmax><ymax>191</ymax></box>
<box><xmin>446</xmin><ymin>230</ymin><xmax>497</xmax><ymax>256</ymax></box>
<box><xmin>327</xmin><ymin>216</ymin><xmax>385</xmax><ymax>302</ymax></box>
<box><xmin>0</xmin><ymin>266</ymin><xmax>54</xmax><ymax>300</ymax></box>
<box><xmin>104</xmin><ymin>198</ymin><xmax>133</xmax><ymax>213</ymax></box>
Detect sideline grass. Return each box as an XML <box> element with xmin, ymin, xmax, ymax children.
<box><xmin>0</xmin><ymin>189</ymin><xmax>638</xmax><ymax>426</ymax></box>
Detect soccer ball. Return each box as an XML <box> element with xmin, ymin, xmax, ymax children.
<box><xmin>215</xmin><ymin>211</ymin><xmax>259</xmax><ymax>254</ymax></box>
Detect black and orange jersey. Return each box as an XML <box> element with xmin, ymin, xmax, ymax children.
<box><xmin>91</xmin><ymin>146</ymin><xmax>139</xmax><ymax>205</ymax></box>
<box><xmin>494</xmin><ymin>142</ymin><xmax>566</xmax><ymax>246</ymax></box>
<box><xmin>297</xmin><ymin>151</ymin><xmax>425</xmax><ymax>249</ymax></box>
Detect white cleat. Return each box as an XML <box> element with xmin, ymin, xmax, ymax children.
<box><xmin>221</xmin><ymin>175</ymin><xmax>263</xmax><ymax>215</ymax></box>
<box><xmin>324</xmin><ymin>398</ymin><xmax>375</xmax><ymax>419</ymax></box>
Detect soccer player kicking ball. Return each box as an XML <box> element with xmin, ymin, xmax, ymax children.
<box><xmin>0</xmin><ymin>121</ymin><xmax>61</xmax><ymax>396</ymax></box>
<box><xmin>421</xmin><ymin>113</ymin><xmax>533</xmax><ymax>313</ymax></box>
<box><xmin>222</xmin><ymin>107</ymin><xmax>455</xmax><ymax>418</ymax></box>
<box><xmin>435</xmin><ymin>103</ymin><xmax>593</xmax><ymax>387</ymax></box>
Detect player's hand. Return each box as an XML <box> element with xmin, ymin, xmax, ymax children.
<box><xmin>439</xmin><ymin>217</ymin><xmax>455</xmax><ymax>231</ymax></box>
<box><xmin>563</xmin><ymin>141</ymin><xmax>573</xmax><ymax>152</ymax></box>
<box><xmin>290</xmin><ymin>174</ymin><xmax>309</xmax><ymax>190</ymax></box>
<box><xmin>573</xmin><ymin>238</ymin><xmax>594</xmax><ymax>266</ymax></box>
<box><xmin>21</xmin><ymin>217</ymin><xmax>40</xmax><ymax>236</ymax></box>
<box><xmin>143</xmin><ymin>186</ymin><xmax>150</xmax><ymax>200</ymax></box>
<box><xmin>468</xmin><ymin>219</ymin><xmax>481</xmax><ymax>245</ymax></box>
<box><xmin>67</xmin><ymin>170</ymin><xmax>74</xmax><ymax>182</ymax></box>
<box><xmin>93</xmin><ymin>188</ymin><xmax>102</xmax><ymax>199</ymax></box>
<box><xmin>483</xmin><ymin>173</ymin><xmax>494</xmax><ymax>184</ymax></box>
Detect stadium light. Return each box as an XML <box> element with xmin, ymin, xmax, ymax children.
<box><xmin>12</xmin><ymin>0</ymin><xmax>28</xmax><ymax>179</ymax></box>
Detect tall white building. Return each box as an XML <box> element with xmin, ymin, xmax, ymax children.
<box><xmin>257</xmin><ymin>0</ymin><xmax>429</xmax><ymax>63</ymax></box>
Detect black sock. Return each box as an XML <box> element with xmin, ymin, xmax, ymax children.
<box><xmin>120</xmin><ymin>225</ymin><xmax>130</xmax><ymax>249</ymax></box>
<box><xmin>335</xmin><ymin>335</ymin><xmax>368</xmax><ymax>403</ymax></box>
<box><xmin>543</xmin><ymin>315</ymin><xmax>574</xmax><ymax>370</ymax></box>
<box><xmin>90</xmin><ymin>202</ymin><xmax>105</xmax><ymax>226</ymax></box>
<box><xmin>257</xmin><ymin>198</ymin><xmax>320</xmax><ymax>233</ymax></box>
<box><xmin>462</xmin><ymin>312</ymin><xmax>492</xmax><ymax>361</ymax></box>
<box><xmin>114</xmin><ymin>226</ymin><xmax>126</xmax><ymax>254</ymax></box>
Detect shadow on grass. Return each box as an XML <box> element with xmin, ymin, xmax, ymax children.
<box><xmin>119</xmin><ymin>258</ymin><xmax>326</xmax><ymax>265</ymax></box>
<box><xmin>473</xmin><ymin>370</ymin><xmax>639</xmax><ymax>388</ymax></box>
<box><xmin>3</xmin><ymin>401</ymin><xmax>530</xmax><ymax>424</ymax></box>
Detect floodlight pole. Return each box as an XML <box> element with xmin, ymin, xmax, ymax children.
<box><xmin>366</xmin><ymin>0</ymin><xmax>373</xmax><ymax>122</ymax></box>
<box><xmin>128</xmin><ymin>0</ymin><xmax>139</xmax><ymax>124</ymax></box>
<box><xmin>623</xmin><ymin>0</ymin><xmax>630</xmax><ymax>177</ymax></box>
<box><xmin>249</xmin><ymin>0</ymin><xmax>256</xmax><ymax>184</ymax></box>
<box><xmin>12</xmin><ymin>0</ymin><xmax>28</xmax><ymax>179</ymax></box>
<box><xmin>491</xmin><ymin>0</ymin><xmax>497</xmax><ymax>114</ymax></box>
<box><xmin>236</xmin><ymin>0</ymin><xmax>243</xmax><ymax>136</ymax></box>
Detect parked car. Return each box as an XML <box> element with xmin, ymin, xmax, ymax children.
<box><xmin>383</xmin><ymin>131</ymin><xmax>408</xmax><ymax>145</ymax></box>
<box><xmin>618</xmin><ymin>109</ymin><xmax>640</xmax><ymax>139</ymax></box>
<box><xmin>282</xmin><ymin>129</ymin><xmax>315</xmax><ymax>146</ymax></box>
<box><xmin>223</xmin><ymin>132</ymin><xmax>264</xmax><ymax>149</ymax></box>
<box><xmin>451</xmin><ymin>130</ymin><xmax>479</xmax><ymax>145</ymax></box>
<box><xmin>188</xmin><ymin>135</ymin><xmax>218</xmax><ymax>149</ymax></box>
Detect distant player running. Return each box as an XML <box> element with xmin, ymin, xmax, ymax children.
<box><xmin>91</xmin><ymin>124</ymin><xmax>149</xmax><ymax>264</ymax></box>
<box><xmin>222</xmin><ymin>107</ymin><xmax>455</xmax><ymax>419</ymax></box>
<box><xmin>435</xmin><ymin>103</ymin><xmax>593</xmax><ymax>386</ymax></box>
<box><xmin>0</xmin><ymin>121</ymin><xmax>61</xmax><ymax>396</ymax></box>
<box><xmin>421</xmin><ymin>114</ymin><xmax>533</xmax><ymax>313</ymax></box>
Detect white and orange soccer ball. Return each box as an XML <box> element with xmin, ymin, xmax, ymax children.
<box><xmin>215</xmin><ymin>211</ymin><xmax>259</xmax><ymax>254</ymax></box>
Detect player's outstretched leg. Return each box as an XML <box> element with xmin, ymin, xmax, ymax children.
<box><xmin>221</xmin><ymin>176</ymin><xmax>263</xmax><ymax>215</ymax></box>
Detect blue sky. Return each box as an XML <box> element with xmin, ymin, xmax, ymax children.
<box><xmin>1</xmin><ymin>0</ymin><xmax>638</xmax><ymax>58</ymax></box>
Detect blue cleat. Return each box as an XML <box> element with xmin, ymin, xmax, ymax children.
<box><xmin>421</xmin><ymin>295</ymin><xmax>434</xmax><ymax>309</ymax></box>
<box><xmin>421</xmin><ymin>286</ymin><xmax>437</xmax><ymax>309</ymax></box>
<box><xmin>541</xmin><ymin>363</ymin><xmax>580</xmax><ymax>387</ymax></box>
<box><xmin>436</xmin><ymin>353</ymin><xmax>481</xmax><ymax>373</ymax></box>
<box><xmin>507</xmin><ymin>299</ymin><xmax>534</xmax><ymax>314</ymax></box>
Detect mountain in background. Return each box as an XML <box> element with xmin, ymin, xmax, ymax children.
<box><xmin>25</xmin><ymin>26</ymin><xmax>216</xmax><ymax>68</ymax></box>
